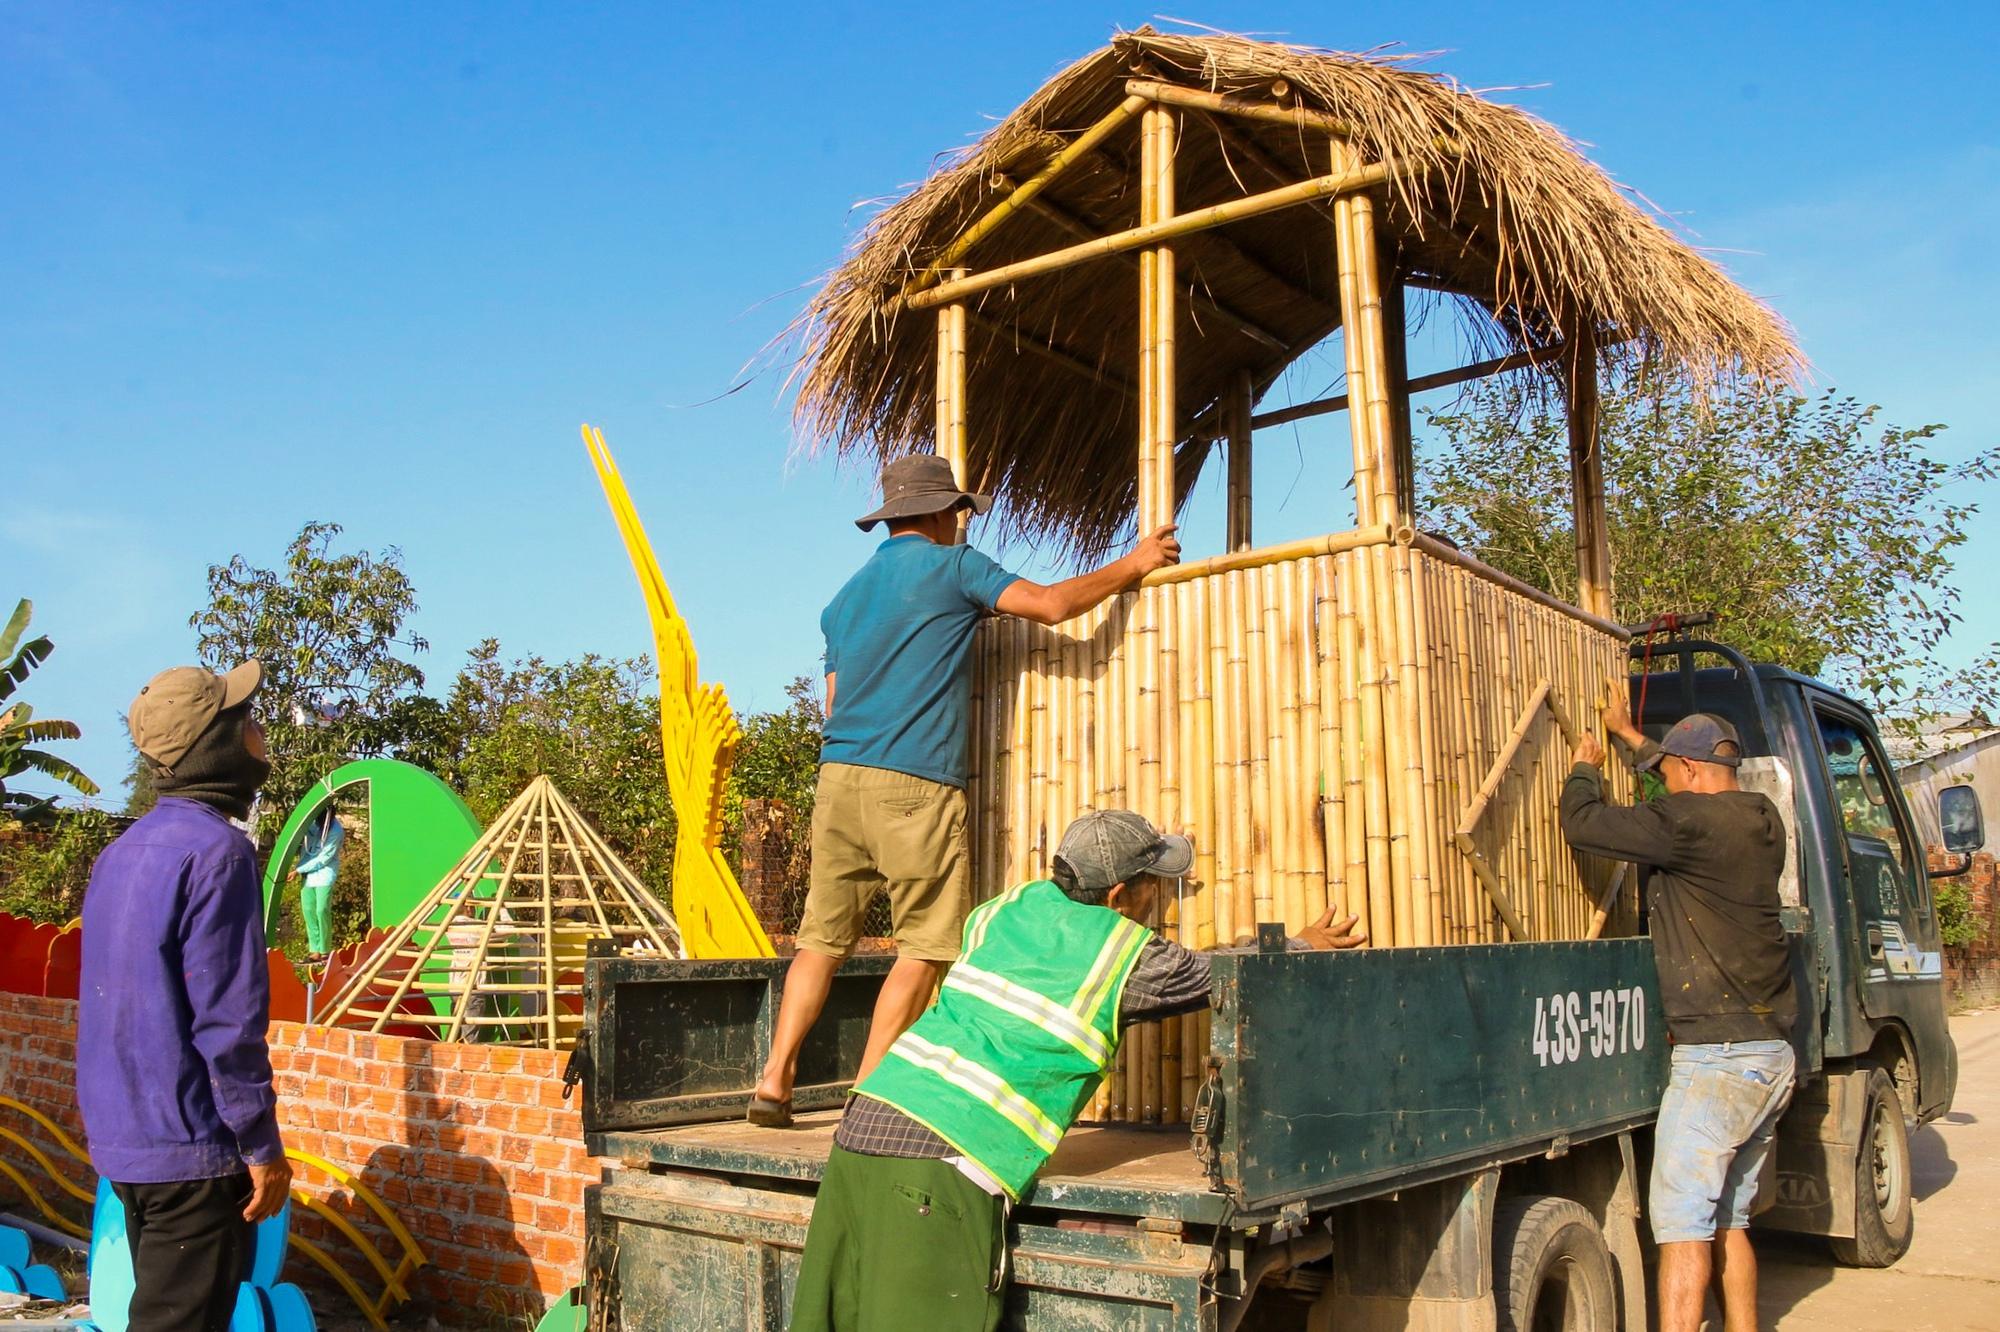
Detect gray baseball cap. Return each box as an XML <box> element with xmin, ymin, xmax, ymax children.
<box><xmin>854</xmin><ymin>454</ymin><xmax>993</xmax><ymax>531</ymax></box>
<box><xmin>1052</xmin><ymin>811</ymin><xmax>1194</xmax><ymax>894</ymax></box>
<box><xmin>1640</xmin><ymin>713</ymin><xmax>1744</xmax><ymax>771</ymax></box>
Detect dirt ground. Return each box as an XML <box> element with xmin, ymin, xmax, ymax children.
<box><xmin>1756</xmin><ymin>1005</ymin><xmax>2000</xmax><ymax>1330</ymax></box>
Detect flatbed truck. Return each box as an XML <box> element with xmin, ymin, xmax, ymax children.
<box><xmin>576</xmin><ymin>640</ymin><xmax>1968</xmax><ymax>1330</ymax></box>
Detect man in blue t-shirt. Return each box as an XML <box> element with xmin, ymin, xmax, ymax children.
<box><xmin>749</xmin><ymin>454</ymin><xmax>1180</xmax><ymax>1125</ymax></box>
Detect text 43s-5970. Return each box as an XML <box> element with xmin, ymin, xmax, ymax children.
<box><xmin>1532</xmin><ymin>987</ymin><xmax>1646</xmax><ymax>1067</ymax></box>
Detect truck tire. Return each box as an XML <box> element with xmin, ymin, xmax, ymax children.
<box><xmin>1492</xmin><ymin>1195</ymin><xmax>1617</xmax><ymax>1332</ymax></box>
<box><xmin>1830</xmin><ymin>1067</ymin><xmax>1914</xmax><ymax>1267</ymax></box>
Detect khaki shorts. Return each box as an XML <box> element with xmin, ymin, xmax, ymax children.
<box><xmin>797</xmin><ymin>763</ymin><xmax>970</xmax><ymax>962</ymax></box>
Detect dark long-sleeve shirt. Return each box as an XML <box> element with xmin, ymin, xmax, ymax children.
<box><xmin>78</xmin><ymin>798</ymin><xmax>284</xmax><ymax>1182</ymax></box>
<box><xmin>1559</xmin><ymin>762</ymin><xmax>1796</xmax><ymax>1044</ymax></box>
<box><xmin>835</xmin><ymin>935</ymin><xmax>1219</xmax><ymax>1158</ymax></box>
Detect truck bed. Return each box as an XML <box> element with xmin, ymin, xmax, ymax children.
<box><xmin>596</xmin><ymin>1110</ymin><xmax>1228</xmax><ymax>1222</ymax></box>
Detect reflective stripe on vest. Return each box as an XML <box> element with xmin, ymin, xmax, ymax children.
<box><xmin>1072</xmin><ymin>916</ymin><xmax>1150</xmax><ymax>1027</ymax></box>
<box><xmin>963</xmin><ymin>880</ymin><xmax>1032</xmax><ymax>954</ymax></box>
<box><xmin>944</xmin><ymin>961</ymin><xmax>1110</xmax><ymax>1065</ymax></box>
<box><xmin>885</xmin><ymin>1032</ymin><xmax>1064</xmax><ymax>1153</ymax></box>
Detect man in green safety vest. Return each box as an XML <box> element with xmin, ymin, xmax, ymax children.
<box><xmin>788</xmin><ymin>810</ymin><xmax>1366</xmax><ymax>1332</ymax></box>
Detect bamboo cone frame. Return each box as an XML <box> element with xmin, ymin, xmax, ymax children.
<box><xmin>318</xmin><ymin>776</ymin><xmax>683</xmax><ymax>1050</ymax></box>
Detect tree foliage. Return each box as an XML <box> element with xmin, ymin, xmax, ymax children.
<box><xmin>0</xmin><ymin>808</ymin><xmax>118</xmax><ymax>923</ymax></box>
<box><xmin>727</xmin><ymin>676</ymin><xmax>825</xmax><ymax>820</ymax></box>
<box><xmin>435</xmin><ymin>641</ymin><xmax>679</xmax><ymax>890</ymax></box>
<box><xmin>1421</xmin><ymin>379</ymin><xmax>2000</xmax><ymax>729</ymax></box>
<box><xmin>0</xmin><ymin>598</ymin><xmax>98</xmax><ymax>816</ymax></box>
<box><xmin>190</xmin><ymin>522</ymin><xmax>427</xmax><ymax>831</ymax></box>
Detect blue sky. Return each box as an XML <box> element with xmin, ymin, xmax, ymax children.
<box><xmin>5</xmin><ymin>2</ymin><xmax>1996</xmax><ymax>802</ymax></box>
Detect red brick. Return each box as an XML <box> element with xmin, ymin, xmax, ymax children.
<box><xmin>535</xmin><ymin>1233</ymin><xmax>582</xmax><ymax>1272</ymax></box>
<box><xmin>533</xmin><ymin>1201</ymin><xmax>580</xmax><ymax>1235</ymax></box>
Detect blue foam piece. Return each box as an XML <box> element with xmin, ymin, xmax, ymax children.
<box><xmin>0</xmin><ymin>1227</ymin><xmax>28</xmax><ymax>1269</ymax></box>
<box><xmin>229</xmin><ymin>1282</ymin><xmax>274</xmax><ymax>1332</ymax></box>
<box><xmin>0</xmin><ymin>1268</ymin><xmax>23</xmax><ymax>1294</ymax></box>
<box><xmin>267</xmin><ymin>1282</ymin><xmax>316</xmax><ymax>1332</ymax></box>
<box><xmin>247</xmin><ymin>1201</ymin><xmax>290</xmax><ymax>1289</ymax></box>
<box><xmin>20</xmin><ymin>1263</ymin><xmax>66</xmax><ymax>1301</ymax></box>
<box><xmin>87</xmin><ymin>1179</ymin><xmax>135</xmax><ymax>1332</ymax></box>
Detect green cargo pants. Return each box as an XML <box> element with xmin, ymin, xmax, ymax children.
<box><xmin>789</xmin><ymin>1144</ymin><xmax>1006</xmax><ymax>1332</ymax></box>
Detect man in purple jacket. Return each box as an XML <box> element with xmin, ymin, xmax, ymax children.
<box><xmin>79</xmin><ymin>660</ymin><xmax>293</xmax><ymax>1332</ymax></box>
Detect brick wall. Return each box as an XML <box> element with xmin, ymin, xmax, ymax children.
<box><xmin>1938</xmin><ymin>850</ymin><xmax>2000</xmax><ymax>1010</ymax></box>
<box><xmin>0</xmin><ymin>992</ymin><xmax>591</xmax><ymax>1320</ymax></box>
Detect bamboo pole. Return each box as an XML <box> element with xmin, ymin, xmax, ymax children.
<box><xmin>1565</xmin><ymin>320</ymin><xmax>1613</xmax><ymax>621</ymax></box>
<box><xmin>538</xmin><ymin>782</ymin><xmax>558</xmax><ymax>1049</ymax></box>
<box><xmin>1243</xmin><ymin>568</ymin><xmax>1274</xmax><ymax>929</ymax></box>
<box><xmin>1343</xmin><ymin>551</ymin><xmax>1392</xmax><ymax>942</ymax></box>
<box><xmin>1332</xmin><ymin>145</ymin><xmax>1381</xmax><ymax>529</ymax></box>
<box><xmin>900</xmin><ymin>156</ymin><xmax>1411</xmax><ymax>313</ymax></box>
<box><xmin>1298</xmin><ymin>556</ymin><xmax>1328</xmax><ymax>922</ymax></box>
<box><xmin>1029</xmin><ymin>626</ymin><xmax>1051</xmax><ymax>879</ymax></box>
<box><xmin>936</xmin><ymin>276</ymin><xmax>970</xmax><ymax>544</ymax></box>
<box><xmin>1406</xmin><ymin>533</ymin><xmax>1628</xmax><ymax>639</ymax></box>
<box><xmin>1222</xmin><ymin>570</ymin><xmax>1253</xmax><ymax>945</ymax></box>
<box><xmin>1144</xmin><ymin>525</ymin><xmax>1395</xmax><ymax>587</ymax></box>
<box><xmin>1342</xmin><ymin>158</ymin><xmax>1405</xmax><ymax>527</ymax></box>
<box><xmin>1138</xmin><ymin>105</ymin><xmax>1179</xmax><ymax>534</ymax></box>
<box><xmin>1334</xmin><ymin>551</ymin><xmax>1370</xmax><ymax>941</ymax></box>
<box><xmin>1227</xmin><ymin>369</ymin><xmax>1253</xmax><ymax>552</ymax></box>
<box><xmin>1402</xmin><ymin>547</ymin><xmax>1443</xmax><ymax>944</ymax></box>
<box><xmin>1315</xmin><ymin>556</ymin><xmax>1346</xmax><ymax>918</ymax></box>
<box><xmin>1126</xmin><ymin>79</ymin><xmax>1360</xmax><ymax>138</ymax></box>
<box><xmin>906</xmin><ymin>93</ymin><xmax>1150</xmax><ymax>295</ymax></box>
<box><xmin>1139</xmin><ymin>105</ymin><xmax>1160</xmax><ymax>540</ymax></box>
<box><xmin>1455</xmin><ymin>837</ymin><xmax>1531</xmax><ymax>941</ymax></box>
<box><xmin>1191</xmin><ymin>577</ymin><xmax>1220</xmax><ymax>951</ymax></box>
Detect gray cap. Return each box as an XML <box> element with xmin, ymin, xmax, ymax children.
<box><xmin>854</xmin><ymin>454</ymin><xmax>994</xmax><ymax>531</ymax></box>
<box><xmin>1640</xmin><ymin>713</ymin><xmax>1743</xmax><ymax>771</ymax></box>
<box><xmin>1052</xmin><ymin>811</ymin><xmax>1194</xmax><ymax>894</ymax></box>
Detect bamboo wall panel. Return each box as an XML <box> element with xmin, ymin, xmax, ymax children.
<box><xmin>966</xmin><ymin>535</ymin><xmax>1636</xmax><ymax>1122</ymax></box>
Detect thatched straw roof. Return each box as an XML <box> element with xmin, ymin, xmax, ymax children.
<box><xmin>791</xmin><ymin>29</ymin><xmax>1801</xmax><ymax>559</ymax></box>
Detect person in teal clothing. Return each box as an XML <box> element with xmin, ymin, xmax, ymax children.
<box><xmin>290</xmin><ymin>810</ymin><xmax>344</xmax><ymax>959</ymax></box>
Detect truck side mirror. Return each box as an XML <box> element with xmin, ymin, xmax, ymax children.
<box><xmin>1940</xmin><ymin>784</ymin><xmax>1984</xmax><ymax>857</ymax></box>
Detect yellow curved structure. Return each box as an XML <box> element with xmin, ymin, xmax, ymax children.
<box><xmin>0</xmin><ymin>1097</ymin><xmax>422</xmax><ymax>1330</ymax></box>
<box><xmin>583</xmin><ymin>425</ymin><xmax>776</xmax><ymax>958</ymax></box>
<box><xmin>283</xmin><ymin>1150</ymin><xmax>426</xmax><ymax>1331</ymax></box>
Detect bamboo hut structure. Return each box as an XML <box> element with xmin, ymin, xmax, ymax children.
<box><xmin>317</xmin><ymin>776</ymin><xmax>683</xmax><ymax>1050</ymax></box>
<box><xmin>791</xmin><ymin>30</ymin><xmax>1801</xmax><ymax>1122</ymax></box>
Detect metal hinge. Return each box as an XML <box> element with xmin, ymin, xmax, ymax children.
<box><xmin>1544</xmin><ymin>1133</ymin><xmax>1572</xmax><ymax>1160</ymax></box>
<box><xmin>1190</xmin><ymin>1057</ymin><xmax>1226</xmax><ymax>1191</ymax></box>
<box><xmin>562</xmin><ymin>1028</ymin><xmax>591</xmax><ymax>1103</ymax></box>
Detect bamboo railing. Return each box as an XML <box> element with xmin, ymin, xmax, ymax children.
<box><xmin>965</xmin><ymin>528</ymin><xmax>1634</xmax><ymax>1123</ymax></box>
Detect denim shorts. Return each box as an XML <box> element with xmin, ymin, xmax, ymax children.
<box><xmin>1650</xmin><ymin>1039</ymin><xmax>1797</xmax><ymax>1244</ymax></box>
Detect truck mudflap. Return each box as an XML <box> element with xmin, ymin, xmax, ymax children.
<box><xmin>1758</xmin><ymin>1063</ymin><xmax>1866</xmax><ymax>1240</ymax></box>
<box><xmin>588</xmin><ymin>1165</ymin><xmax>1214</xmax><ymax>1332</ymax></box>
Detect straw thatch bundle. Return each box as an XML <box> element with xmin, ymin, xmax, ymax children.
<box><xmin>791</xmin><ymin>29</ymin><xmax>1801</xmax><ymax>560</ymax></box>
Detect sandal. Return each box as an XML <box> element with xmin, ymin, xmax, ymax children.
<box><xmin>746</xmin><ymin>1094</ymin><xmax>793</xmax><ymax>1128</ymax></box>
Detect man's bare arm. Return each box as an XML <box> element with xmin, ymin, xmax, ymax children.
<box><xmin>996</xmin><ymin>525</ymin><xmax>1182</xmax><ymax>626</ymax></box>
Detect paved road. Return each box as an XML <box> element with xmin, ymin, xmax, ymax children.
<box><xmin>1758</xmin><ymin>1006</ymin><xmax>2000</xmax><ymax>1330</ymax></box>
